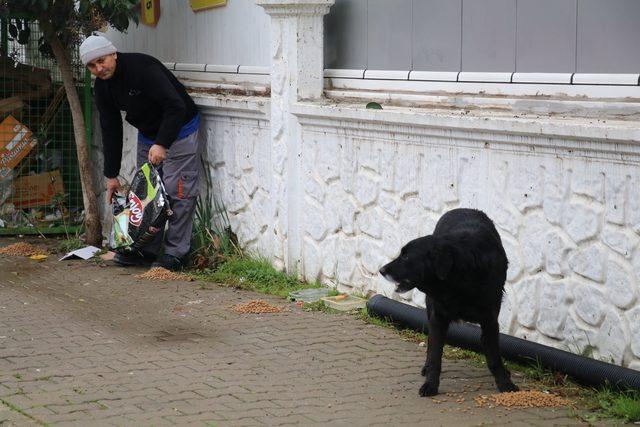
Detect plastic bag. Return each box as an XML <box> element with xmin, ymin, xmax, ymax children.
<box><xmin>109</xmin><ymin>162</ymin><xmax>172</xmax><ymax>253</ymax></box>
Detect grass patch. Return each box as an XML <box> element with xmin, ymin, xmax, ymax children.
<box><xmin>355</xmin><ymin>306</ymin><xmax>391</xmax><ymax>327</ymax></box>
<box><xmin>580</xmin><ymin>388</ymin><xmax>640</xmax><ymax>423</ymax></box>
<box><xmin>56</xmin><ymin>235</ymin><xmax>85</xmax><ymax>254</ymax></box>
<box><xmin>355</xmin><ymin>307</ymin><xmax>427</xmax><ymax>344</ymax></box>
<box><xmin>302</xmin><ymin>300</ymin><xmax>334</xmax><ymax>313</ymax></box>
<box><xmin>193</xmin><ymin>255</ymin><xmax>321</xmax><ymax>298</ymax></box>
<box><xmin>605</xmin><ymin>393</ymin><xmax>640</xmax><ymax>422</ymax></box>
<box><xmin>443</xmin><ymin>345</ymin><xmax>486</xmax><ymax>365</ymax></box>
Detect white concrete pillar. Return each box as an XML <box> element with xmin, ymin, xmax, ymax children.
<box><xmin>256</xmin><ymin>0</ymin><xmax>334</xmax><ymax>273</ymax></box>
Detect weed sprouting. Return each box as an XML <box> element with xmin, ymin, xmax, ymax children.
<box><xmin>190</xmin><ymin>169</ymin><xmax>242</xmax><ymax>270</ymax></box>
<box><xmin>194</xmin><ymin>255</ymin><xmax>321</xmax><ymax>298</ymax></box>
<box><xmin>605</xmin><ymin>392</ymin><xmax>640</xmax><ymax>422</ymax></box>
<box><xmin>56</xmin><ymin>233</ymin><xmax>85</xmax><ymax>254</ymax></box>
<box><xmin>580</xmin><ymin>387</ymin><xmax>640</xmax><ymax>423</ymax></box>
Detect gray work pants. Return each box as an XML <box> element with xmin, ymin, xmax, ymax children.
<box><xmin>136</xmin><ymin>130</ymin><xmax>200</xmax><ymax>259</ymax></box>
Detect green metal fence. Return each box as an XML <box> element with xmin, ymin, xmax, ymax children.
<box><xmin>0</xmin><ymin>17</ymin><xmax>91</xmax><ymax>235</ymax></box>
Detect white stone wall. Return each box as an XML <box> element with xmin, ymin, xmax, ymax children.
<box><xmin>197</xmin><ymin>97</ymin><xmax>273</xmax><ymax>258</ymax></box>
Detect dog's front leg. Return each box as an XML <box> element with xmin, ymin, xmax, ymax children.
<box><xmin>419</xmin><ymin>312</ymin><xmax>449</xmax><ymax>396</ymax></box>
<box><xmin>480</xmin><ymin>318</ymin><xmax>518</xmax><ymax>393</ymax></box>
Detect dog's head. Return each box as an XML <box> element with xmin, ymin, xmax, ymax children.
<box><xmin>379</xmin><ymin>236</ymin><xmax>453</xmax><ymax>294</ymax></box>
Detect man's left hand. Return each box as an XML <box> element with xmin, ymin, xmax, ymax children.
<box><xmin>148</xmin><ymin>144</ymin><xmax>166</xmax><ymax>165</ymax></box>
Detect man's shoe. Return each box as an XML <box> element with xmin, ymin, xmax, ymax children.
<box><xmin>151</xmin><ymin>254</ymin><xmax>183</xmax><ymax>272</ymax></box>
<box><xmin>113</xmin><ymin>251</ymin><xmax>156</xmax><ymax>267</ymax></box>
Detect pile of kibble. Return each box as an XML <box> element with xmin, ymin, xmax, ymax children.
<box><xmin>474</xmin><ymin>390</ymin><xmax>572</xmax><ymax>409</ymax></box>
<box><xmin>231</xmin><ymin>299</ymin><xmax>284</xmax><ymax>314</ymax></box>
<box><xmin>135</xmin><ymin>267</ymin><xmax>193</xmax><ymax>281</ymax></box>
<box><xmin>0</xmin><ymin>242</ymin><xmax>48</xmax><ymax>257</ymax></box>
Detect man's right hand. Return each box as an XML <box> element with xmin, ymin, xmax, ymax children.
<box><xmin>106</xmin><ymin>177</ymin><xmax>122</xmax><ymax>202</ymax></box>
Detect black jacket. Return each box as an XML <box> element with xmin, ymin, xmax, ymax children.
<box><xmin>94</xmin><ymin>52</ymin><xmax>198</xmax><ymax>178</ymax></box>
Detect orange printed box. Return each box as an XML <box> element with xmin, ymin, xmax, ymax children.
<box><xmin>12</xmin><ymin>170</ymin><xmax>64</xmax><ymax>209</ymax></box>
<box><xmin>0</xmin><ymin>115</ymin><xmax>37</xmax><ymax>178</ymax></box>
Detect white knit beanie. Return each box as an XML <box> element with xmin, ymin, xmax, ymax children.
<box><xmin>79</xmin><ymin>35</ymin><xmax>117</xmax><ymax>65</ymax></box>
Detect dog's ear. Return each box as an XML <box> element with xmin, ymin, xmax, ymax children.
<box><xmin>431</xmin><ymin>243</ymin><xmax>453</xmax><ymax>281</ymax></box>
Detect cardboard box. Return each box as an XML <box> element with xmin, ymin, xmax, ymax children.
<box><xmin>12</xmin><ymin>170</ymin><xmax>64</xmax><ymax>208</ymax></box>
<box><xmin>0</xmin><ymin>115</ymin><xmax>37</xmax><ymax>178</ymax></box>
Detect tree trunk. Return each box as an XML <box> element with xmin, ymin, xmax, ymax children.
<box><xmin>47</xmin><ymin>34</ymin><xmax>103</xmax><ymax>246</ymax></box>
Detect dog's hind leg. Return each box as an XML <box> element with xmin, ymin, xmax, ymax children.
<box><xmin>419</xmin><ymin>311</ymin><xmax>449</xmax><ymax>397</ymax></box>
<box><xmin>480</xmin><ymin>317</ymin><xmax>518</xmax><ymax>393</ymax></box>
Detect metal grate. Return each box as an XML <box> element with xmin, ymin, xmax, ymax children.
<box><xmin>0</xmin><ymin>17</ymin><xmax>90</xmax><ymax>235</ymax></box>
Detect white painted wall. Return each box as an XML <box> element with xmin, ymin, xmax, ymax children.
<box><xmin>105</xmin><ymin>0</ymin><xmax>270</xmax><ymax>66</ymax></box>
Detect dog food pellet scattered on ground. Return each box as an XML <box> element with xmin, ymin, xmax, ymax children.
<box><xmin>135</xmin><ymin>267</ymin><xmax>193</xmax><ymax>281</ymax></box>
<box><xmin>0</xmin><ymin>242</ymin><xmax>48</xmax><ymax>257</ymax></box>
<box><xmin>232</xmin><ymin>299</ymin><xmax>285</xmax><ymax>314</ymax></box>
<box><xmin>474</xmin><ymin>391</ymin><xmax>572</xmax><ymax>408</ymax></box>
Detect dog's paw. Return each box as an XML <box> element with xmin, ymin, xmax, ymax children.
<box><xmin>419</xmin><ymin>382</ymin><xmax>439</xmax><ymax>397</ymax></box>
<box><xmin>497</xmin><ymin>381</ymin><xmax>519</xmax><ymax>393</ymax></box>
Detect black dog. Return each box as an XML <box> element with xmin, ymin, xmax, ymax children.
<box><xmin>379</xmin><ymin>208</ymin><xmax>518</xmax><ymax>396</ymax></box>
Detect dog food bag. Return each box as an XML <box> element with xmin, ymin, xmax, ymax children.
<box><xmin>109</xmin><ymin>163</ymin><xmax>171</xmax><ymax>253</ymax></box>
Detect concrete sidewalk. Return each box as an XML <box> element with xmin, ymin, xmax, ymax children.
<box><xmin>0</xmin><ymin>242</ymin><xmax>587</xmax><ymax>426</ymax></box>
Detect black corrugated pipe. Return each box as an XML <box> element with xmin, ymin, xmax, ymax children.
<box><xmin>367</xmin><ymin>294</ymin><xmax>640</xmax><ymax>391</ymax></box>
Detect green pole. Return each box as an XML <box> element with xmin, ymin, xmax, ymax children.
<box><xmin>84</xmin><ymin>69</ymin><xmax>93</xmax><ymax>154</ymax></box>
